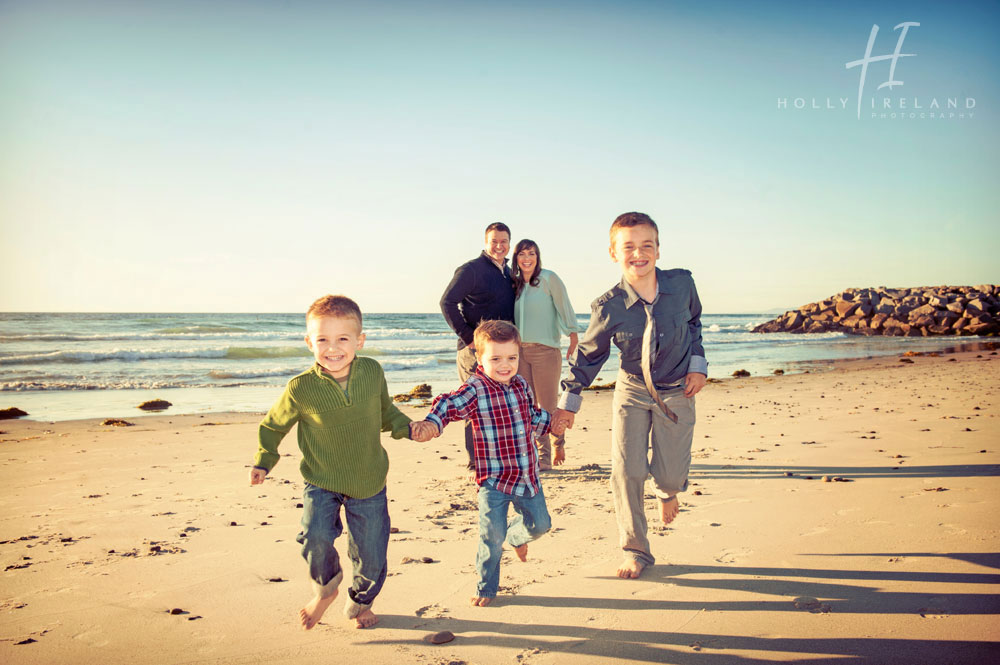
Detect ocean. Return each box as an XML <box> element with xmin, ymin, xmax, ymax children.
<box><xmin>0</xmin><ymin>312</ymin><xmax>974</xmax><ymax>422</ymax></box>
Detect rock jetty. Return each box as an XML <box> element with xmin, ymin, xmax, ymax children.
<box><xmin>753</xmin><ymin>285</ymin><xmax>999</xmax><ymax>337</ymax></box>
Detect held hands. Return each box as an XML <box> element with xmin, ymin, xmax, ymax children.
<box><xmin>551</xmin><ymin>408</ymin><xmax>575</xmax><ymax>436</ymax></box>
<box><xmin>249</xmin><ymin>467</ymin><xmax>267</xmax><ymax>485</ymax></box>
<box><xmin>684</xmin><ymin>372</ymin><xmax>707</xmax><ymax>397</ymax></box>
<box><xmin>410</xmin><ymin>420</ymin><xmax>440</xmax><ymax>443</ymax></box>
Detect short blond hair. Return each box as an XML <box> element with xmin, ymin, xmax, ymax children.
<box><xmin>306</xmin><ymin>295</ymin><xmax>362</xmax><ymax>328</ymax></box>
<box><xmin>473</xmin><ymin>320</ymin><xmax>520</xmax><ymax>357</ymax></box>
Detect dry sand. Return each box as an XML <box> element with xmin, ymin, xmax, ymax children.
<box><xmin>1</xmin><ymin>349</ymin><xmax>998</xmax><ymax>664</ymax></box>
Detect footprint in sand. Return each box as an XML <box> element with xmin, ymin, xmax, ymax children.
<box><xmin>918</xmin><ymin>597</ymin><xmax>950</xmax><ymax>618</ymax></box>
<box><xmin>714</xmin><ymin>547</ymin><xmax>751</xmax><ymax>564</ymax></box>
<box><xmin>793</xmin><ymin>597</ymin><xmax>832</xmax><ymax>613</ymax></box>
<box><xmin>414</xmin><ymin>603</ymin><xmax>447</xmax><ymax>618</ymax></box>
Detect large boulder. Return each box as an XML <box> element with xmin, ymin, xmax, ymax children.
<box><xmin>908</xmin><ymin>304</ymin><xmax>938</xmax><ymax>318</ymax></box>
<box><xmin>836</xmin><ymin>301</ymin><xmax>859</xmax><ymax>317</ymax></box>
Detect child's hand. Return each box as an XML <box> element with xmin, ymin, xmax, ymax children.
<box><xmin>410</xmin><ymin>420</ymin><xmax>440</xmax><ymax>443</ymax></box>
<box><xmin>551</xmin><ymin>409</ymin><xmax>574</xmax><ymax>435</ymax></box>
<box><xmin>249</xmin><ymin>467</ymin><xmax>267</xmax><ymax>485</ymax></box>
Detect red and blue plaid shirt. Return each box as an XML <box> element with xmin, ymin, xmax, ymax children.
<box><xmin>426</xmin><ymin>367</ymin><xmax>551</xmax><ymax>496</ymax></box>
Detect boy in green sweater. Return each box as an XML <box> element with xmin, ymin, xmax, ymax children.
<box><xmin>249</xmin><ymin>295</ymin><xmax>436</xmax><ymax>630</ymax></box>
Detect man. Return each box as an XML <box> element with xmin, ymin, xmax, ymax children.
<box><xmin>440</xmin><ymin>222</ymin><xmax>516</xmax><ymax>467</ymax></box>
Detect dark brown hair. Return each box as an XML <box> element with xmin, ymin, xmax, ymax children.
<box><xmin>485</xmin><ymin>222</ymin><xmax>511</xmax><ymax>239</ymax></box>
<box><xmin>473</xmin><ymin>319</ymin><xmax>521</xmax><ymax>356</ymax></box>
<box><xmin>511</xmin><ymin>239</ymin><xmax>542</xmax><ymax>298</ymax></box>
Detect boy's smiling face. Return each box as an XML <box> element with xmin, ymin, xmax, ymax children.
<box><xmin>610</xmin><ymin>223</ymin><xmax>660</xmax><ymax>284</ymax></box>
<box><xmin>477</xmin><ymin>339</ymin><xmax>519</xmax><ymax>384</ymax></box>
<box><xmin>305</xmin><ymin>315</ymin><xmax>365</xmax><ymax>380</ymax></box>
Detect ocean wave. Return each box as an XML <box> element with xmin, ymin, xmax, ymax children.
<box><xmin>378</xmin><ymin>356</ymin><xmax>442</xmax><ymax>371</ymax></box>
<box><xmin>2</xmin><ymin>379</ymin><xmax>201</xmax><ymax>391</ymax></box>
<box><xmin>0</xmin><ymin>346</ymin><xmax>313</xmax><ymax>365</ymax></box>
<box><xmin>208</xmin><ymin>368</ymin><xmax>298</xmax><ymax>380</ymax></box>
<box><xmin>224</xmin><ymin>346</ymin><xmax>313</xmax><ymax>359</ymax></box>
<box><xmin>1</xmin><ymin>380</ymin><xmax>277</xmax><ymax>391</ymax></box>
<box><xmin>359</xmin><ymin>346</ymin><xmax>454</xmax><ymax>358</ymax></box>
<box><xmin>365</xmin><ymin>328</ymin><xmax>454</xmax><ymax>339</ymax></box>
<box><xmin>706</xmin><ymin>323</ymin><xmax>764</xmax><ymax>333</ymax></box>
<box><xmin>706</xmin><ymin>331</ymin><xmax>849</xmax><ymax>345</ymax></box>
<box><xmin>0</xmin><ymin>332</ymin><xmax>302</xmax><ymax>343</ymax></box>
<box><xmin>154</xmin><ymin>325</ymin><xmax>249</xmax><ymax>334</ymax></box>
<box><xmin>0</xmin><ymin>349</ymin><xmax>227</xmax><ymax>365</ymax></box>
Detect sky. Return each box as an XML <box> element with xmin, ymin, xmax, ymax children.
<box><xmin>1</xmin><ymin>0</ymin><xmax>997</xmax><ymax>314</ymax></box>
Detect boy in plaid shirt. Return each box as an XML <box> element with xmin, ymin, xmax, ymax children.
<box><xmin>421</xmin><ymin>320</ymin><xmax>559</xmax><ymax>605</ymax></box>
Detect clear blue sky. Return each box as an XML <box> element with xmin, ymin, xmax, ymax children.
<box><xmin>1</xmin><ymin>0</ymin><xmax>997</xmax><ymax>313</ymax></box>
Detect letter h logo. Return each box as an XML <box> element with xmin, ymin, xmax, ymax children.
<box><xmin>845</xmin><ymin>22</ymin><xmax>920</xmax><ymax>119</ymax></box>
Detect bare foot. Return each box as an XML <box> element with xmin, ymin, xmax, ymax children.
<box><xmin>300</xmin><ymin>590</ymin><xmax>338</xmax><ymax>630</ymax></box>
<box><xmin>514</xmin><ymin>543</ymin><xmax>528</xmax><ymax>562</ymax></box>
<box><xmin>471</xmin><ymin>596</ymin><xmax>493</xmax><ymax>606</ymax></box>
<box><xmin>353</xmin><ymin>607</ymin><xmax>378</xmax><ymax>629</ymax></box>
<box><xmin>660</xmin><ymin>495</ymin><xmax>680</xmax><ymax>524</ymax></box>
<box><xmin>553</xmin><ymin>445</ymin><xmax>565</xmax><ymax>466</ymax></box>
<box><xmin>616</xmin><ymin>559</ymin><xmax>645</xmax><ymax>579</ymax></box>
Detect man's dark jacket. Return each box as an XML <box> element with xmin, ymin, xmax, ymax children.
<box><xmin>440</xmin><ymin>252</ymin><xmax>515</xmax><ymax>349</ymax></box>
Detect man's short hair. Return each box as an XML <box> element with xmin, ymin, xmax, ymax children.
<box><xmin>485</xmin><ymin>222</ymin><xmax>511</xmax><ymax>239</ymax></box>
<box><xmin>610</xmin><ymin>212</ymin><xmax>659</xmax><ymax>245</ymax></box>
<box><xmin>473</xmin><ymin>319</ymin><xmax>520</xmax><ymax>355</ymax></box>
<box><xmin>306</xmin><ymin>295</ymin><xmax>362</xmax><ymax>327</ymax></box>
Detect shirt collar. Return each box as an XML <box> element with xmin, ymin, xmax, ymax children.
<box><xmin>619</xmin><ymin>268</ymin><xmax>663</xmax><ymax>309</ymax></box>
<box><xmin>480</xmin><ymin>250</ymin><xmax>508</xmax><ymax>272</ymax></box>
<box><xmin>312</xmin><ymin>363</ymin><xmax>348</xmax><ymax>386</ymax></box>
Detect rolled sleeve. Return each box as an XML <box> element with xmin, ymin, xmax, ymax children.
<box><xmin>557</xmin><ymin>390</ymin><xmax>583</xmax><ymax>413</ymax></box>
<box><xmin>687</xmin><ymin>355</ymin><xmax>708</xmax><ymax>376</ymax></box>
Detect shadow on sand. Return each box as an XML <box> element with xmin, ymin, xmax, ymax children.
<box><xmin>371</xmin><ymin>555</ymin><xmax>1000</xmax><ymax>663</ymax></box>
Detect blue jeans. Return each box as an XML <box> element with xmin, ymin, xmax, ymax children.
<box><xmin>296</xmin><ymin>483</ymin><xmax>390</xmax><ymax>610</ymax></box>
<box><xmin>476</xmin><ymin>484</ymin><xmax>552</xmax><ymax>598</ymax></box>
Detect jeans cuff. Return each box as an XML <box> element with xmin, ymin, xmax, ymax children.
<box><xmin>313</xmin><ymin>570</ymin><xmax>343</xmax><ymax>599</ymax></box>
<box><xmin>343</xmin><ymin>599</ymin><xmax>372</xmax><ymax>619</ymax></box>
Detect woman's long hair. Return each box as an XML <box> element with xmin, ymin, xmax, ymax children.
<box><xmin>512</xmin><ymin>239</ymin><xmax>542</xmax><ymax>298</ymax></box>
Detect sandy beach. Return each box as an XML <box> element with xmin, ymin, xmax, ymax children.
<box><xmin>1</xmin><ymin>348</ymin><xmax>998</xmax><ymax>664</ymax></box>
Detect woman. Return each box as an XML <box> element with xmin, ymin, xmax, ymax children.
<box><xmin>511</xmin><ymin>239</ymin><xmax>579</xmax><ymax>470</ymax></box>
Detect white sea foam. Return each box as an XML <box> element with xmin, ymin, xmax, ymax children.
<box><xmin>208</xmin><ymin>368</ymin><xmax>297</xmax><ymax>380</ymax></box>
<box><xmin>1</xmin><ymin>379</ymin><xmax>205</xmax><ymax>391</ymax></box>
<box><xmin>0</xmin><ymin>331</ymin><xmax>302</xmax><ymax>343</ymax></box>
